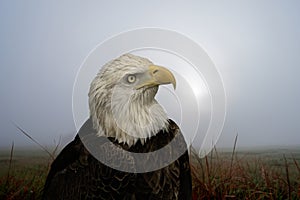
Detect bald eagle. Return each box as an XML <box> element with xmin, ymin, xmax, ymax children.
<box><xmin>43</xmin><ymin>54</ymin><xmax>192</xmax><ymax>200</ymax></box>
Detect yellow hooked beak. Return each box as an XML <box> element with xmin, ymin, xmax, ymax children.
<box><xmin>136</xmin><ymin>65</ymin><xmax>176</xmax><ymax>90</ymax></box>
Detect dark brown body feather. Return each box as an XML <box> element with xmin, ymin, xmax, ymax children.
<box><xmin>43</xmin><ymin>119</ymin><xmax>192</xmax><ymax>200</ymax></box>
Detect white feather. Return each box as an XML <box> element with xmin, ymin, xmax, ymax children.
<box><xmin>88</xmin><ymin>54</ymin><xmax>169</xmax><ymax>146</ymax></box>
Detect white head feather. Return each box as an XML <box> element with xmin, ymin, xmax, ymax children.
<box><xmin>88</xmin><ymin>54</ymin><xmax>169</xmax><ymax>146</ymax></box>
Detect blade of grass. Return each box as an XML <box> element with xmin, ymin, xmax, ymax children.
<box><xmin>51</xmin><ymin>135</ymin><xmax>62</xmax><ymax>157</ymax></box>
<box><xmin>205</xmin><ymin>155</ymin><xmax>212</xmax><ymax>195</ymax></box>
<box><xmin>12</xmin><ymin>122</ymin><xmax>54</xmax><ymax>160</ymax></box>
<box><xmin>6</xmin><ymin>141</ymin><xmax>14</xmax><ymax>187</ymax></box>
<box><xmin>229</xmin><ymin>134</ymin><xmax>238</xmax><ymax>178</ymax></box>
<box><xmin>283</xmin><ymin>154</ymin><xmax>291</xmax><ymax>200</ymax></box>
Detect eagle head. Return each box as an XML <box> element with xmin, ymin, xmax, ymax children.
<box><xmin>88</xmin><ymin>54</ymin><xmax>176</xmax><ymax>146</ymax></box>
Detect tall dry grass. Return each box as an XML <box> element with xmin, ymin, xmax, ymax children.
<box><xmin>1</xmin><ymin>127</ymin><xmax>299</xmax><ymax>199</ymax></box>
<box><xmin>190</xmin><ymin>136</ymin><xmax>300</xmax><ymax>199</ymax></box>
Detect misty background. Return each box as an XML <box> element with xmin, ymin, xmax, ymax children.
<box><xmin>0</xmin><ymin>1</ymin><xmax>300</xmax><ymax>150</ymax></box>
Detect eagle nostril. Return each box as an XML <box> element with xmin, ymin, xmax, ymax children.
<box><xmin>153</xmin><ymin>69</ymin><xmax>159</xmax><ymax>74</ymax></box>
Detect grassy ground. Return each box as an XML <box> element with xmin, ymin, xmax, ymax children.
<box><xmin>0</xmin><ymin>148</ymin><xmax>50</xmax><ymax>200</ymax></box>
<box><xmin>0</xmin><ymin>146</ymin><xmax>299</xmax><ymax>200</ymax></box>
<box><xmin>191</xmin><ymin>147</ymin><xmax>300</xmax><ymax>199</ymax></box>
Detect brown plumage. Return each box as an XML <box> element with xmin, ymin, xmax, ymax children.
<box><xmin>43</xmin><ymin>118</ymin><xmax>192</xmax><ymax>200</ymax></box>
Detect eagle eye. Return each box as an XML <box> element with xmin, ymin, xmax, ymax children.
<box><xmin>127</xmin><ymin>74</ymin><xmax>136</xmax><ymax>83</ymax></box>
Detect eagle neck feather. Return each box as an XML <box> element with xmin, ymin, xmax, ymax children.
<box><xmin>89</xmin><ymin>87</ymin><xmax>169</xmax><ymax>147</ymax></box>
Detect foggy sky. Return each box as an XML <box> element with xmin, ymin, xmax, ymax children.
<box><xmin>1</xmin><ymin>1</ymin><xmax>300</xmax><ymax>149</ymax></box>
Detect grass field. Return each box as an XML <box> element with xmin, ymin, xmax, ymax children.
<box><xmin>0</xmin><ymin>145</ymin><xmax>299</xmax><ymax>200</ymax></box>
<box><xmin>191</xmin><ymin>147</ymin><xmax>300</xmax><ymax>199</ymax></box>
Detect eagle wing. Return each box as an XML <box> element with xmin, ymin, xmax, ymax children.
<box><xmin>43</xmin><ymin>119</ymin><xmax>137</xmax><ymax>200</ymax></box>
